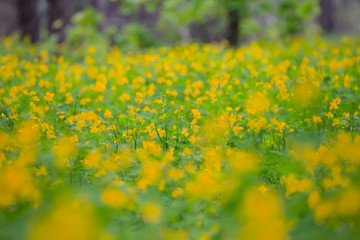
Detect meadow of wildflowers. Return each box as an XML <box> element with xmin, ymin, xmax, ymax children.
<box><xmin>0</xmin><ymin>36</ymin><xmax>360</xmax><ymax>240</ymax></box>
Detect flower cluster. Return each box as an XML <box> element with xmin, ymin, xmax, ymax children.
<box><xmin>0</xmin><ymin>36</ymin><xmax>359</xmax><ymax>239</ymax></box>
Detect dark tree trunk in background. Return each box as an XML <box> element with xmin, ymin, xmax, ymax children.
<box><xmin>91</xmin><ymin>0</ymin><xmax>127</xmax><ymax>30</ymax></box>
<box><xmin>226</xmin><ymin>8</ymin><xmax>240</xmax><ymax>46</ymax></box>
<box><xmin>319</xmin><ymin>0</ymin><xmax>335</xmax><ymax>33</ymax></box>
<box><xmin>0</xmin><ymin>2</ymin><xmax>18</xmax><ymax>36</ymax></box>
<box><xmin>17</xmin><ymin>0</ymin><xmax>39</xmax><ymax>43</ymax></box>
<box><xmin>136</xmin><ymin>4</ymin><xmax>160</xmax><ymax>29</ymax></box>
<box><xmin>190</xmin><ymin>18</ymin><xmax>225</xmax><ymax>43</ymax></box>
<box><xmin>47</xmin><ymin>0</ymin><xmax>76</xmax><ymax>42</ymax></box>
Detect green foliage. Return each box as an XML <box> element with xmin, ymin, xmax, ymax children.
<box><xmin>114</xmin><ymin>23</ymin><xmax>156</xmax><ymax>50</ymax></box>
<box><xmin>66</xmin><ymin>8</ymin><xmax>107</xmax><ymax>48</ymax></box>
<box><xmin>278</xmin><ymin>0</ymin><xmax>320</xmax><ymax>36</ymax></box>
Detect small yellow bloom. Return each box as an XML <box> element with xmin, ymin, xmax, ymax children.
<box><xmin>43</xmin><ymin>92</ymin><xmax>54</xmax><ymax>102</ymax></box>
<box><xmin>104</xmin><ymin>110</ymin><xmax>112</xmax><ymax>119</ymax></box>
<box><xmin>141</xmin><ymin>202</ymin><xmax>162</xmax><ymax>223</ymax></box>
<box><xmin>101</xmin><ymin>188</ymin><xmax>128</xmax><ymax>209</ymax></box>
<box><xmin>171</xmin><ymin>188</ymin><xmax>183</xmax><ymax>198</ymax></box>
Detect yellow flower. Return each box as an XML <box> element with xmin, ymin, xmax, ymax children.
<box><xmin>227</xmin><ymin>150</ymin><xmax>258</xmax><ymax>173</ymax></box>
<box><xmin>238</xmin><ymin>190</ymin><xmax>288</xmax><ymax>240</ymax></box>
<box><xmin>119</xmin><ymin>93</ymin><xmax>131</xmax><ymax>103</ymax></box>
<box><xmin>329</xmin><ymin>97</ymin><xmax>341</xmax><ymax>110</ymax></box>
<box><xmin>167</xmin><ymin>168</ymin><xmax>184</xmax><ymax>180</ymax></box>
<box><xmin>233</xmin><ymin>125</ymin><xmax>244</xmax><ymax>135</ymax></box>
<box><xmin>283</xmin><ymin>174</ymin><xmax>313</xmax><ymax>196</ymax></box>
<box><xmin>94</xmin><ymin>81</ymin><xmax>106</xmax><ymax>92</ymax></box>
<box><xmin>88</xmin><ymin>46</ymin><xmax>96</xmax><ymax>54</ymax></box>
<box><xmin>308</xmin><ymin>190</ymin><xmax>320</xmax><ymax>209</ymax></box>
<box><xmin>158</xmin><ymin>179</ymin><xmax>166</xmax><ymax>191</ymax></box>
<box><xmin>43</xmin><ymin>92</ymin><xmax>54</xmax><ymax>102</ymax></box>
<box><xmin>141</xmin><ymin>202</ymin><xmax>162</xmax><ymax>223</ymax></box>
<box><xmin>183</xmin><ymin>148</ymin><xmax>192</xmax><ymax>155</ymax></box>
<box><xmin>312</xmin><ymin>115</ymin><xmax>322</xmax><ymax>124</ymax></box>
<box><xmin>171</xmin><ymin>188</ymin><xmax>183</xmax><ymax>198</ymax></box>
<box><xmin>185</xmin><ymin>172</ymin><xmax>223</xmax><ymax>200</ymax></box>
<box><xmin>83</xmin><ymin>150</ymin><xmax>101</xmax><ymax>169</ymax></box>
<box><xmin>313</xmin><ymin>200</ymin><xmax>335</xmax><ymax>224</ymax></box>
<box><xmin>104</xmin><ymin>110</ymin><xmax>112</xmax><ymax>119</ymax></box>
<box><xmin>336</xmin><ymin>188</ymin><xmax>360</xmax><ymax>217</ymax></box>
<box><xmin>65</xmin><ymin>92</ymin><xmax>74</xmax><ymax>104</ymax></box>
<box><xmin>181</xmin><ymin>128</ymin><xmax>189</xmax><ymax>137</ymax></box>
<box><xmin>35</xmin><ymin>166</ymin><xmax>48</xmax><ymax>176</ymax></box>
<box><xmin>191</xmin><ymin>109</ymin><xmax>201</xmax><ymax>124</ymax></box>
<box><xmin>0</xmin><ymin>166</ymin><xmax>40</xmax><ymax>207</ymax></box>
<box><xmin>137</xmin><ymin>160</ymin><xmax>162</xmax><ymax>189</ymax></box>
<box><xmin>53</xmin><ymin>137</ymin><xmax>77</xmax><ymax>169</ymax></box>
<box><xmin>29</xmin><ymin>201</ymin><xmax>99</xmax><ymax>240</ymax></box>
<box><xmin>257</xmin><ymin>185</ymin><xmax>268</xmax><ymax>193</ymax></box>
<box><xmin>189</xmin><ymin>136</ymin><xmax>197</xmax><ymax>145</ymax></box>
<box><xmin>101</xmin><ymin>188</ymin><xmax>128</xmax><ymax>209</ymax></box>
<box><xmin>246</xmin><ymin>92</ymin><xmax>270</xmax><ymax>114</ymax></box>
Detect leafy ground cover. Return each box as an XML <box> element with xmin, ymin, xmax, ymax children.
<box><xmin>0</xmin><ymin>36</ymin><xmax>360</xmax><ymax>240</ymax></box>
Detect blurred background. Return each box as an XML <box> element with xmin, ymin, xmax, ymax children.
<box><xmin>0</xmin><ymin>0</ymin><xmax>359</xmax><ymax>48</ymax></box>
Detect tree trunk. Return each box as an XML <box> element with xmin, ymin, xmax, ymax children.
<box><xmin>16</xmin><ymin>0</ymin><xmax>39</xmax><ymax>43</ymax></box>
<box><xmin>226</xmin><ymin>8</ymin><xmax>240</xmax><ymax>46</ymax></box>
<box><xmin>47</xmin><ymin>0</ymin><xmax>76</xmax><ymax>42</ymax></box>
<box><xmin>91</xmin><ymin>0</ymin><xmax>126</xmax><ymax>30</ymax></box>
<box><xmin>190</xmin><ymin>17</ymin><xmax>225</xmax><ymax>43</ymax></box>
<box><xmin>319</xmin><ymin>0</ymin><xmax>335</xmax><ymax>33</ymax></box>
